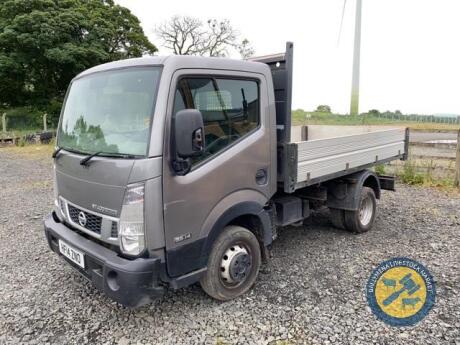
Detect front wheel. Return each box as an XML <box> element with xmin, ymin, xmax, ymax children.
<box><xmin>200</xmin><ymin>225</ymin><xmax>261</xmax><ymax>301</ymax></box>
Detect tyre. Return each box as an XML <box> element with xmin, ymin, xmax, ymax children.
<box><xmin>200</xmin><ymin>225</ymin><xmax>261</xmax><ymax>301</ymax></box>
<box><xmin>343</xmin><ymin>187</ymin><xmax>377</xmax><ymax>233</ymax></box>
<box><xmin>329</xmin><ymin>208</ymin><xmax>346</xmax><ymax>229</ymax></box>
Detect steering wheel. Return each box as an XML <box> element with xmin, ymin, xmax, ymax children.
<box><xmin>203</xmin><ymin>134</ymin><xmax>240</xmax><ymax>155</ymax></box>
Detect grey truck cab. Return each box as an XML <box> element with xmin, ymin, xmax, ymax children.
<box><xmin>44</xmin><ymin>43</ymin><xmax>408</xmax><ymax>307</ymax></box>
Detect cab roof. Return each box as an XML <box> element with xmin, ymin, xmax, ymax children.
<box><xmin>76</xmin><ymin>55</ymin><xmax>269</xmax><ymax>79</ymax></box>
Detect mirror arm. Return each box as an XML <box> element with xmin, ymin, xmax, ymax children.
<box><xmin>172</xmin><ymin>157</ymin><xmax>191</xmax><ymax>176</ymax></box>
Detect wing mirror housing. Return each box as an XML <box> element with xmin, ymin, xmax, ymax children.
<box><xmin>174</xmin><ymin>109</ymin><xmax>205</xmax><ymax>158</ymax></box>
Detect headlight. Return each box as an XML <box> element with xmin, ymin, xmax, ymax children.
<box><xmin>119</xmin><ymin>184</ymin><xmax>145</xmax><ymax>255</ymax></box>
<box><xmin>55</xmin><ymin>169</ymin><xmax>67</xmax><ymax>221</ymax></box>
<box><xmin>57</xmin><ymin>197</ymin><xmax>67</xmax><ymax>220</ymax></box>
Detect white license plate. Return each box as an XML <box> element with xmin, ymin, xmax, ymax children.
<box><xmin>59</xmin><ymin>240</ymin><xmax>85</xmax><ymax>269</ymax></box>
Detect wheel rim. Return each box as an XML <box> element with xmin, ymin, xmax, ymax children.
<box><xmin>220</xmin><ymin>243</ymin><xmax>252</xmax><ymax>288</ymax></box>
<box><xmin>359</xmin><ymin>195</ymin><xmax>374</xmax><ymax>226</ymax></box>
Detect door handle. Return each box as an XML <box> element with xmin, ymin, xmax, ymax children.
<box><xmin>255</xmin><ymin>169</ymin><xmax>268</xmax><ymax>185</ymax></box>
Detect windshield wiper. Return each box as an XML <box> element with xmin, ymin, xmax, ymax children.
<box><xmin>80</xmin><ymin>151</ymin><xmax>137</xmax><ymax>166</ymax></box>
<box><xmin>80</xmin><ymin>151</ymin><xmax>103</xmax><ymax>166</ymax></box>
<box><xmin>52</xmin><ymin>147</ymin><xmax>62</xmax><ymax>159</ymax></box>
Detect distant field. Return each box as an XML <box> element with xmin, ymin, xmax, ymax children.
<box><xmin>3</xmin><ymin>109</ymin><xmax>459</xmax><ymax>136</ymax></box>
<box><xmin>292</xmin><ymin>110</ymin><xmax>460</xmax><ymax>131</ymax></box>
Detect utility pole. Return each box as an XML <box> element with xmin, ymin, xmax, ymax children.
<box><xmin>350</xmin><ymin>0</ymin><xmax>362</xmax><ymax>116</ymax></box>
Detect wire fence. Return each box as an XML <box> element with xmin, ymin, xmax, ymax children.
<box><xmin>373</xmin><ymin>112</ymin><xmax>460</xmax><ymax>125</ymax></box>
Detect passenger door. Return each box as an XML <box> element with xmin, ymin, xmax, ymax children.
<box><xmin>162</xmin><ymin>70</ymin><xmax>273</xmax><ymax>277</ymax></box>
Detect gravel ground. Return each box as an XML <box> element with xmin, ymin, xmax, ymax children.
<box><xmin>0</xmin><ymin>148</ymin><xmax>459</xmax><ymax>345</ymax></box>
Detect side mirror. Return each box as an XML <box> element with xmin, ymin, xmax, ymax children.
<box><xmin>174</xmin><ymin>109</ymin><xmax>205</xmax><ymax>158</ymax></box>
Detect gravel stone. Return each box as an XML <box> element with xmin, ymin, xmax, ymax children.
<box><xmin>0</xmin><ymin>150</ymin><xmax>459</xmax><ymax>344</ymax></box>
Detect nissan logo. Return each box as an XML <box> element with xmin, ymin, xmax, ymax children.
<box><xmin>78</xmin><ymin>211</ymin><xmax>87</xmax><ymax>227</ymax></box>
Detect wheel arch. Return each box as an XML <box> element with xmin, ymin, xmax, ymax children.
<box><xmin>201</xmin><ymin>200</ymin><xmax>273</xmax><ymax>259</ymax></box>
<box><xmin>362</xmin><ymin>172</ymin><xmax>381</xmax><ymax>200</ymax></box>
<box><xmin>326</xmin><ymin>169</ymin><xmax>381</xmax><ymax>211</ymax></box>
<box><xmin>166</xmin><ymin>190</ymin><xmax>273</xmax><ymax>278</ymax></box>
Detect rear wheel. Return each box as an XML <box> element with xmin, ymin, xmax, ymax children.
<box><xmin>200</xmin><ymin>225</ymin><xmax>261</xmax><ymax>301</ymax></box>
<box><xmin>343</xmin><ymin>187</ymin><xmax>377</xmax><ymax>233</ymax></box>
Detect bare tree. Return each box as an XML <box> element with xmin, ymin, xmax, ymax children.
<box><xmin>202</xmin><ymin>19</ymin><xmax>237</xmax><ymax>57</ymax></box>
<box><xmin>155</xmin><ymin>16</ymin><xmax>254</xmax><ymax>59</ymax></box>
<box><xmin>155</xmin><ymin>16</ymin><xmax>205</xmax><ymax>55</ymax></box>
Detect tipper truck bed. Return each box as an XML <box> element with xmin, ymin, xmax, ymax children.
<box><xmin>44</xmin><ymin>42</ymin><xmax>408</xmax><ymax>307</ymax></box>
<box><xmin>287</xmin><ymin>125</ymin><xmax>407</xmax><ymax>191</ymax></box>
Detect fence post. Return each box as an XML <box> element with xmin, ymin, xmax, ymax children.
<box><xmin>1</xmin><ymin>113</ymin><xmax>6</xmax><ymax>133</ymax></box>
<box><xmin>43</xmin><ymin>113</ymin><xmax>47</xmax><ymax>132</ymax></box>
<box><xmin>455</xmin><ymin>129</ymin><xmax>460</xmax><ymax>188</ymax></box>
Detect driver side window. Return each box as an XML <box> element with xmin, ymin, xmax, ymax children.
<box><xmin>173</xmin><ymin>77</ymin><xmax>260</xmax><ymax>165</ymax></box>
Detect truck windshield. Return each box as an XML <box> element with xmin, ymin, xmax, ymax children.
<box><xmin>58</xmin><ymin>67</ymin><xmax>161</xmax><ymax>157</ymax></box>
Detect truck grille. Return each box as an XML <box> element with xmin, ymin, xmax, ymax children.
<box><xmin>59</xmin><ymin>197</ymin><xmax>119</xmax><ymax>245</ymax></box>
<box><xmin>68</xmin><ymin>204</ymin><xmax>102</xmax><ymax>234</ymax></box>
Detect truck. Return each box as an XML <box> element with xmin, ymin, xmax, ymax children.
<box><xmin>44</xmin><ymin>42</ymin><xmax>409</xmax><ymax>307</ymax></box>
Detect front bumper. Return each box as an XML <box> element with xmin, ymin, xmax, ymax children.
<box><xmin>44</xmin><ymin>212</ymin><xmax>164</xmax><ymax>307</ymax></box>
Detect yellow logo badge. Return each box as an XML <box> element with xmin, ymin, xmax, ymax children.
<box><xmin>367</xmin><ymin>258</ymin><xmax>435</xmax><ymax>326</ymax></box>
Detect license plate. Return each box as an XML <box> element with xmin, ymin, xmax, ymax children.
<box><xmin>59</xmin><ymin>240</ymin><xmax>85</xmax><ymax>269</ymax></box>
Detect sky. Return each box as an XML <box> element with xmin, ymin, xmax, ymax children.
<box><xmin>116</xmin><ymin>0</ymin><xmax>460</xmax><ymax>115</ymax></box>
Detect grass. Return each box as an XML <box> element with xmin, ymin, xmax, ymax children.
<box><xmin>374</xmin><ymin>164</ymin><xmax>386</xmax><ymax>175</ymax></box>
<box><xmin>383</xmin><ymin>159</ymin><xmax>459</xmax><ymax>193</ymax></box>
<box><xmin>1</xmin><ymin>141</ymin><xmax>54</xmax><ymax>159</ymax></box>
<box><xmin>1</xmin><ymin>128</ymin><xmax>55</xmax><ymax>138</ymax></box>
<box><xmin>292</xmin><ymin>110</ymin><xmax>460</xmax><ymax>131</ymax></box>
<box><xmin>398</xmin><ymin>161</ymin><xmax>425</xmax><ymax>185</ymax></box>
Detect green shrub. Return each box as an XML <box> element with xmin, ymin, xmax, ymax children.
<box><xmin>375</xmin><ymin>164</ymin><xmax>386</xmax><ymax>175</ymax></box>
<box><xmin>17</xmin><ymin>137</ymin><xmax>26</xmax><ymax>147</ymax></box>
<box><xmin>0</xmin><ymin>102</ymin><xmax>61</xmax><ymax>131</ymax></box>
<box><xmin>399</xmin><ymin>161</ymin><xmax>425</xmax><ymax>185</ymax></box>
<box><xmin>1</xmin><ymin>106</ymin><xmax>42</xmax><ymax>130</ymax></box>
<box><xmin>45</xmin><ymin>99</ymin><xmax>63</xmax><ymax>127</ymax></box>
